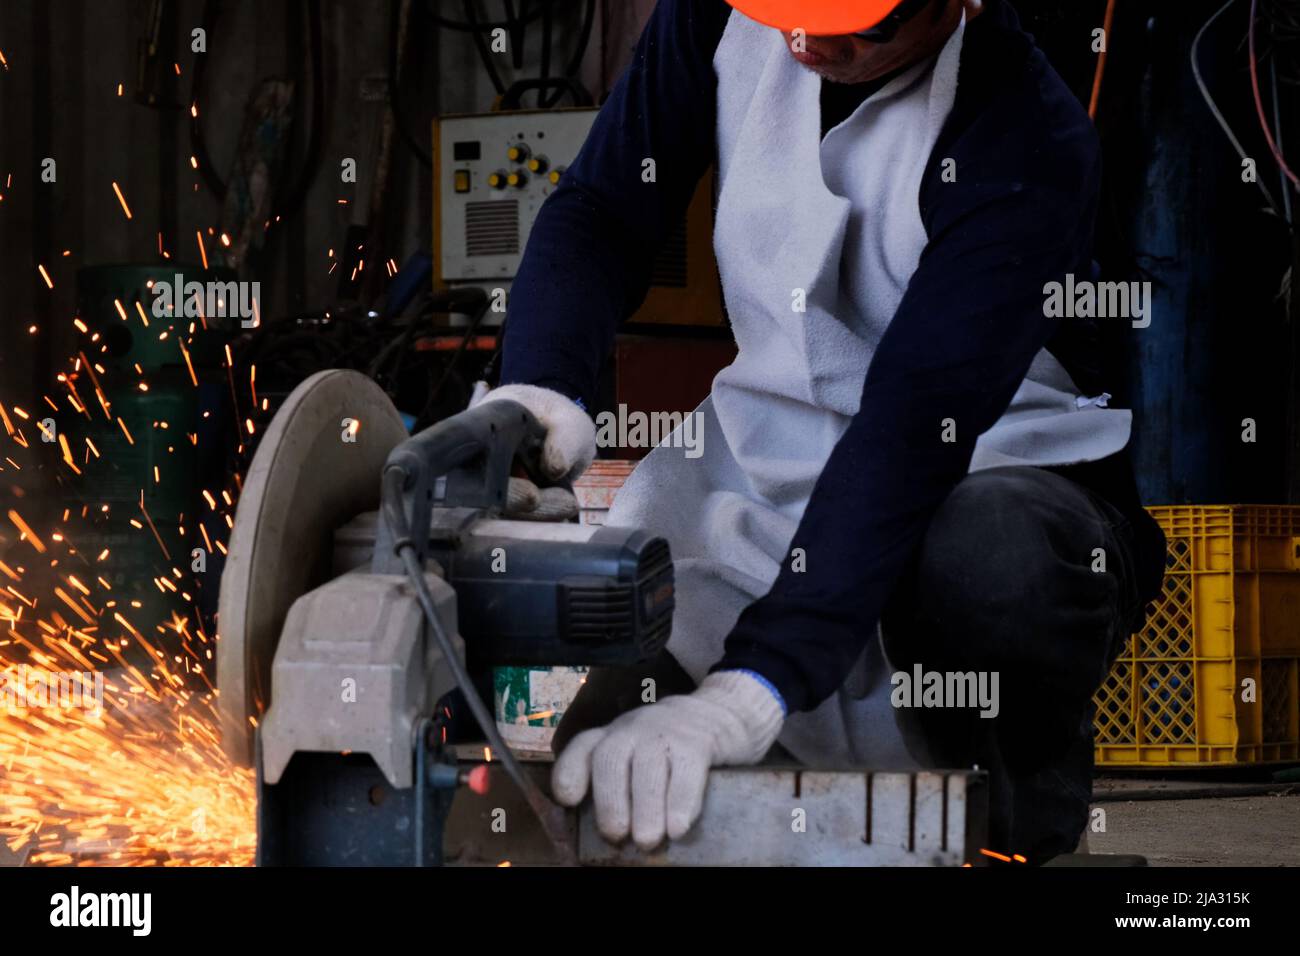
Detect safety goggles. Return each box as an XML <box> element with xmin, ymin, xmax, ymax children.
<box><xmin>853</xmin><ymin>0</ymin><xmax>940</xmax><ymax>43</ymax></box>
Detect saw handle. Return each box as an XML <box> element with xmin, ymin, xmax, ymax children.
<box><xmin>374</xmin><ymin>399</ymin><xmax>548</xmax><ymax>572</ymax></box>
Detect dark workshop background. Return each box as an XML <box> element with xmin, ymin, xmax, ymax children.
<box><xmin>0</xmin><ymin>0</ymin><xmax>1297</xmax><ymax>506</ymax></box>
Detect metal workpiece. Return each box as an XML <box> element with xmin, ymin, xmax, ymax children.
<box><xmin>444</xmin><ymin>763</ymin><xmax>988</xmax><ymax>867</ymax></box>
<box><xmin>578</xmin><ymin>768</ymin><xmax>987</xmax><ymax>867</ymax></box>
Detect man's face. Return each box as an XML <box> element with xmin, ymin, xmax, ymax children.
<box><xmin>781</xmin><ymin>0</ymin><xmax>973</xmax><ymax>85</ymax></box>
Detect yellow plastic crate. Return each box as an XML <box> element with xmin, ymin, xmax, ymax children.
<box><xmin>1094</xmin><ymin>505</ymin><xmax>1300</xmax><ymax>767</ymax></box>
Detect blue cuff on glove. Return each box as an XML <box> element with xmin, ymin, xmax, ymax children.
<box><xmin>724</xmin><ymin>669</ymin><xmax>788</xmax><ymax>717</ymax></box>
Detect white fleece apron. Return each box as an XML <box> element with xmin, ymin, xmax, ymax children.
<box><xmin>605</xmin><ymin>12</ymin><xmax>1132</xmax><ymax>769</ymax></box>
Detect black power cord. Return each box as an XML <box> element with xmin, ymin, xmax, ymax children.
<box><xmin>417</xmin><ymin>293</ymin><xmax>492</xmax><ymax>427</ymax></box>
<box><xmin>425</xmin><ymin>0</ymin><xmax>558</xmax><ymax>32</ymax></box>
<box><xmin>543</xmin><ymin>0</ymin><xmax>596</xmax><ymax>107</ymax></box>
<box><xmin>190</xmin><ymin>0</ymin><xmax>228</xmax><ymax>200</ymax></box>
<box><xmin>273</xmin><ymin>0</ymin><xmax>325</xmax><ymax>220</ymax></box>
<box><xmin>463</xmin><ymin>0</ymin><xmax>507</xmax><ymax>94</ymax></box>
<box><xmin>390</xmin><ymin>0</ymin><xmax>434</xmax><ymax>168</ymax></box>
<box><xmin>190</xmin><ymin>0</ymin><xmax>324</xmax><ymax>217</ymax></box>
<box><xmin>381</xmin><ymin>468</ymin><xmax>575</xmax><ymax>861</ymax></box>
<box><xmin>460</xmin><ymin>0</ymin><xmax>594</xmax><ymax>108</ymax></box>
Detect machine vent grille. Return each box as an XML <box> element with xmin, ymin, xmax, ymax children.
<box><xmin>564</xmin><ymin>586</ymin><xmax>636</xmax><ymax>641</ymax></box>
<box><xmin>559</xmin><ymin>537</ymin><xmax>673</xmax><ymax>652</ymax></box>
<box><xmin>465</xmin><ymin>201</ymin><xmax>520</xmax><ymax>256</ymax></box>
<box><xmin>637</xmin><ymin>538</ymin><xmax>672</xmax><ymax>581</ymax></box>
<box><xmin>650</xmin><ymin>218</ymin><xmax>689</xmax><ymax>288</ymax></box>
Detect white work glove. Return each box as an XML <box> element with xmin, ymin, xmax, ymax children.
<box><xmin>552</xmin><ymin>671</ymin><xmax>785</xmax><ymax>850</ymax></box>
<box><xmin>476</xmin><ymin>383</ymin><xmax>595</xmax><ymax>482</ymax></box>
<box><xmin>475</xmin><ymin>383</ymin><xmax>596</xmax><ymax>521</ymax></box>
<box><xmin>504</xmin><ymin>477</ymin><xmax>581</xmax><ymax>521</ymax></box>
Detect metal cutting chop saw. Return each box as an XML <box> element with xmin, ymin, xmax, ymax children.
<box><xmin>217</xmin><ymin>370</ymin><xmax>675</xmax><ymax>865</ymax></box>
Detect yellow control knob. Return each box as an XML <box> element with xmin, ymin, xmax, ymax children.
<box><xmin>507</xmin><ymin>171</ymin><xmax>528</xmax><ymax>189</ymax></box>
<box><xmin>548</xmin><ymin>167</ymin><xmax>566</xmax><ymax>186</ymax></box>
<box><xmin>507</xmin><ymin>144</ymin><xmax>531</xmax><ymax>163</ymax></box>
<box><xmin>527</xmin><ymin>155</ymin><xmax>549</xmax><ymax>174</ymax></box>
<box><xmin>487</xmin><ymin>171</ymin><xmax>507</xmax><ymax>190</ymax></box>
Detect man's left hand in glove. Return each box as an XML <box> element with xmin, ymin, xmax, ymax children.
<box><xmin>550</xmin><ymin>670</ymin><xmax>786</xmax><ymax>849</ymax></box>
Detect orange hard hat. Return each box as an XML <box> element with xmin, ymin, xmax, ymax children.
<box><xmin>722</xmin><ymin>0</ymin><xmax>914</xmax><ymax>36</ymax></box>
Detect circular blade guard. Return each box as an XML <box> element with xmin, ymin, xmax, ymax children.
<box><xmin>217</xmin><ymin>369</ymin><xmax>408</xmax><ymax>766</ymax></box>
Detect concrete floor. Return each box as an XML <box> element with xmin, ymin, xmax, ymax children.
<box><xmin>1088</xmin><ymin>778</ymin><xmax>1300</xmax><ymax>866</ymax></box>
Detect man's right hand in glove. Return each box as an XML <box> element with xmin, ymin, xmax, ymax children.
<box><xmin>476</xmin><ymin>383</ymin><xmax>596</xmax><ymax>521</ymax></box>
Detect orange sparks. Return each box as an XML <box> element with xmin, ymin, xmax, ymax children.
<box><xmin>57</xmin><ymin>434</ymin><xmax>81</xmax><ymax>475</ymax></box>
<box><xmin>138</xmin><ymin>494</ymin><xmax>171</xmax><ymax>561</ymax></box>
<box><xmin>979</xmin><ymin>848</ymin><xmax>1017</xmax><ymax>863</ymax></box>
<box><xmin>179</xmin><ymin>339</ymin><xmax>198</xmax><ymax>387</ymax></box>
<box><xmin>0</xmin><ymin>266</ymin><xmax>258</xmax><ymax>867</ymax></box>
<box><xmin>6</xmin><ymin>511</ymin><xmax>47</xmax><ymax>553</ymax></box>
<box><xmin>54</xmin><ymin>587</ymin><xmax>95</xmax><ymax>625</ymax></box>
<box><xmin>111</xmin><ymin>181</ymin><xmax>133</xmax><ymax>219</ymax></box>
<box><xmin>196</xmin><ymin>230</ymin><xmax>209</xmax><ymax>270</ymax></box>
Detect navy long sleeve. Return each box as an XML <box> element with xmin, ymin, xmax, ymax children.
<box><xmin>501</xmin><ymin>0</ymin><xmax>731</xmax><ymax>407</ymax></box>
<box><xmin>503</xmin><ymin>0</ymin><xmax>1107</xmax><ymax>713</ymax></box>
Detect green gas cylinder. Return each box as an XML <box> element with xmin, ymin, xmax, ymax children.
<box><xmin>68</xmin><ymin>264</ymin><xmax>235</xmax><ymax>664</ymax></box>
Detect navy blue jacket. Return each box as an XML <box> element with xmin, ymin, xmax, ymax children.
<box><xmin>503</xmin><ymin>0</ymin><xmax>1140</xmax><ymax>712</ymax></box>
